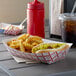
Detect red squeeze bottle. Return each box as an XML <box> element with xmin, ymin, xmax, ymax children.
<box><xmin>27</xmin><ymin>0</ymin><xmax>45</xmax><ymax>38</ymax></box>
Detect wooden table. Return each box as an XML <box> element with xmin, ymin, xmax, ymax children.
<box><xmin>0</xmin><ymin>26</ymin><xmax>76</xmax><ymax>76</ymax></box>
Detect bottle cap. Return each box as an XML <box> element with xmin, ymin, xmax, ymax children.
<box><xmin>27</xmin><ymin>0</ymin><xmax>44</xmax><ymax>10</ymax></box>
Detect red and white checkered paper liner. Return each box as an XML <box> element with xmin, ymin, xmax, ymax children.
<box><xmin>4</xmin><ymin>28</ymin><xmax>23</xmax><ymax>35</ymax></box>
<box><xmin>3</xmin><ymin>38</ymin><xmax>72</xmax><ymax>64</ymax></box>
<box><xmin>0</xmin><ymin>23</ymin><xmax>23</xmax><ymax>35</ymax></box>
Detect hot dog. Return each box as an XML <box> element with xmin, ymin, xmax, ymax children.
<box><xmin>32</xmin><ymin>43</ymin><xmax>69</xmax><ymax>53</ymax></box>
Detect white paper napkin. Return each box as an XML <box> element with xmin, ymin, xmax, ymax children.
<box><xmin>12</xmin><ymin>55</ymin><xmax>40</xmax><ymax>64</ymax></box>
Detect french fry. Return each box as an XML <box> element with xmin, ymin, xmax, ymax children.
<box><xmin>7</xmin><ymin>34</ymin><xmax>43</xmax><ymax>53</ymax></box>
<box><xmin>25</xmin><ymin>36</ymin><xmax>43</xmax><ymax>45</ymax></box>
<box><xmin>25</xmin><ymin>34</ymin><xmax>30</xmax><ymax>39</ymax></box>
<box><xmin>19</xmin><ymin>40</ymin><xmax>25</xmax><ymax>52</ymax></box>
<box><xmin>17</xmin><ymin>34</ymin><xmax>30</xmax><ymax>41</ymax></box>
<box><xmin>9</xmin><ymin>40</ymin><xmax>19</xmax><ymax>49</ymax></box>
<box><xmin>7</xmin><ymin>41</ymin><xmax>12</xmax><ymax>46</ymax></box>
<box><xmin>23</xmin><ymin>42</ymin><xmax>33</xmax><ymax>49</ymax></box>
<box><xmin>17</xmin><ymin>34</ymin><xmax>26</xmax><ymax>41</ymax></box>
<box><xmin>32</xmin><ymin>42</ymin><xmax>39</xmax><ymax>46</ymax></box>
